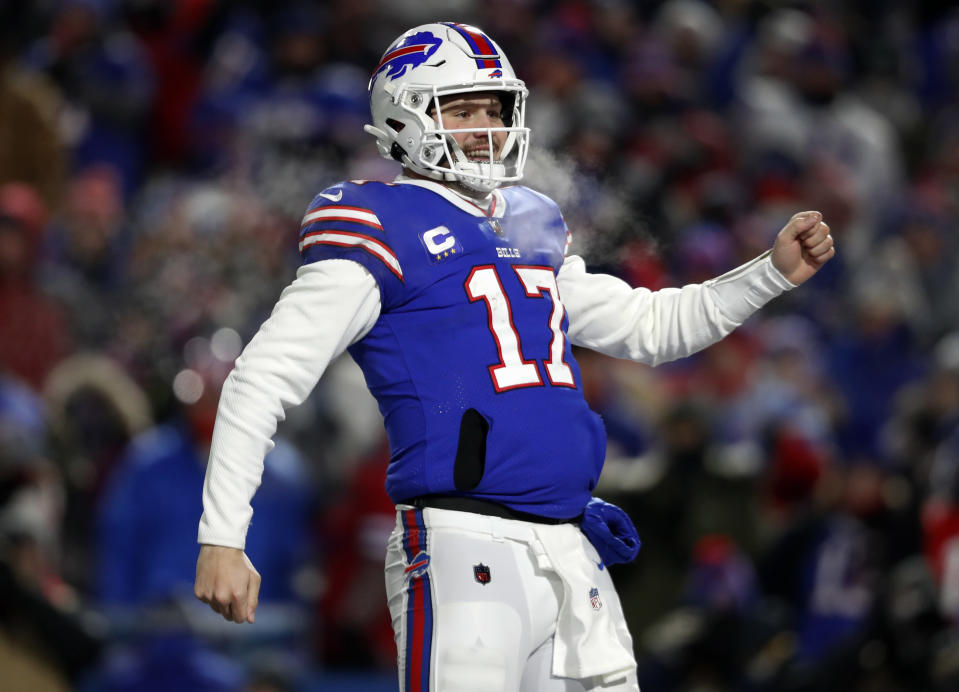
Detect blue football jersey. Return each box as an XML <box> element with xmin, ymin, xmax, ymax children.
<box><xmin>299</xmin><ymin>179</ymin><xmax>607</xmax><ymax>519</ymax></box>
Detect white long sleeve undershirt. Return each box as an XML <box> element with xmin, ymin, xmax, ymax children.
<box><xmin>198</xmin><ymin>252</ymin><xmax>794</xmax><ymax>548</ymax></box>
<box><xmin>198</xmin><ymin>259</ymin><xmax>380</xmax><ymax>548</ymax></box>
<box><xmin>560</xmin><ymin>249</ymin><xmax>795</xmax><ymax>365</ymax></box>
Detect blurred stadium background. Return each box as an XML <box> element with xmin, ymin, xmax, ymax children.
<box><xmin>1</xmin><ymin>0</ymin><xmax>959</xmax><ymax>690</ymax></box>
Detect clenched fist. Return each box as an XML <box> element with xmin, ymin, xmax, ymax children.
<box><xmin>194</xmin><ymin>544</ymin><xmax>261</xmax><ymax>624</ymax></box>
<box><xmin>771</xmin><ymin>211</ymin><xmax>836</xmax><ymax>286</ymax></box>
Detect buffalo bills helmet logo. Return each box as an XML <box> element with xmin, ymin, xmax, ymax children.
<box><xmin>372</xmin><ymin>31</ymin><xmax>443</xmax><ymax>86</ymax></box>
<box><xmin>489</xmin><ymin>69</ymin><xmax>503</xmax><ymax>78</ymax></box>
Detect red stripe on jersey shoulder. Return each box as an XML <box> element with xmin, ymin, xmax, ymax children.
<box><xmin>301</xmin><ymin>205</ymin><xmax>383</xmax><ymax>231</ymax></box>
<box><xmin>306</xmin><ymin>204</ymin><xmax>376</xmax><ymax>216</ymax></box>
<box><xmin>299</xmin><ymin>230</ymin><xmax>403</xmax><ymax>281</ymax></box>
<box><xmin>304</xmin><ymin>204</ymin><xmax>377</xmax><ymax>215</ymax></box>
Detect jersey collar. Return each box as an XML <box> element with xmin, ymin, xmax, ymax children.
<box><xmin>393</xmin><ymin>176</ymin><xmax>507</xmax><ymax>219</ymax></box>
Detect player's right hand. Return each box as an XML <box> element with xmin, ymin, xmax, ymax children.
<box><xmin>194</xmin><ymin>544</ymin><xmax>261</xmax><ymax>624</ymax></box>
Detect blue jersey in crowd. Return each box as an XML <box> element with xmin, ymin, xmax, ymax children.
<box><xmin>299</xmin><ymin>179</ymin><xmax>607</xmax><ymax>519</ymax></box>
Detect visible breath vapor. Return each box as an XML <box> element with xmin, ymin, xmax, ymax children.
<box><xmin>522</xmin><ymin>148</ymin><xmax>582</xmax><ymax>211</ymax></box>
<box><xmin>522</xmin><ymin>148</ymin><xmax>659</xmax><ymax>269</ymax></box>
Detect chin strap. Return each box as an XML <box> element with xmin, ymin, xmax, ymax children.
<box><xmin>365</xmin><ymin>123</ymin><xmax>500</xmax><ymax>192</ymax></box>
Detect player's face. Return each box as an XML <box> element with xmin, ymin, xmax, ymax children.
<box><xmin>434</xmin><ymin>93</ymin><xmax>507</xmax><ymax>162</ymax></box>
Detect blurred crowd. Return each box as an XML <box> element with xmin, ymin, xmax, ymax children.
<box><xmin>1</xmin><ymin>0</ymin><xmax>958</xmax><ymax>690</ymax></box>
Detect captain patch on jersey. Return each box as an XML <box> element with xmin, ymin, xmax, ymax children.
<box><xmin>420</xmin><ymin>226</ymin><xmax>464</xmax><ymax>263</ymax></box>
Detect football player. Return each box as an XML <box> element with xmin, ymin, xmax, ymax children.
<box><xmin>194</xmin><ymin>22</ymin><xmax>835</xmax><ymax>692</ymax></box>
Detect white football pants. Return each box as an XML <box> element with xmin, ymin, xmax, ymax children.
<box><xmin>385</xmin><ymin>506</ymin><xmax>640</xmax><ymax>691</ymax></box>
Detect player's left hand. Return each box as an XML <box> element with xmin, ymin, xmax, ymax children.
<box><xmin>771</xmin><ymin>210</ymin><xmax>836</xmax><ymax>286</ymax></box>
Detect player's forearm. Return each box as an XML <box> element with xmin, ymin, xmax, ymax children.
<box><xmin>705</xmin><ymin>249</ymin><xmax>796</xmax><ymax>322</ymax></box>
<box><xmin>198</xmin><ymin>260</ymin><xmax>381</xmax><ymax>548</ymax></box>
<box><xmin>561</xmin><ymin>252</ymin><xmax>794</xmax><ymax>365</ymax></box>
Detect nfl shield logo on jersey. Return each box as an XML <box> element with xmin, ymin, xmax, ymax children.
<box><xmin>474</xmin><ymin>563</ymin><xmax>492</xmax><ymax>585</ymax></box>
<box><xmin>589</xmin><ymin>587</ymin><xmax>603</xmax><ymax>610</ymax></box>
<box><xmin>487</xmin><ymin>219</ymin><xmax>505</xmax><ymax>238</ymax></box>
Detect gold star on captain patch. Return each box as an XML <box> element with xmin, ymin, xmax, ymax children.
<box><xmin>451</xmin><ymin>248</ymin><xmax>456</xmax><ymax>254</ymax></box>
